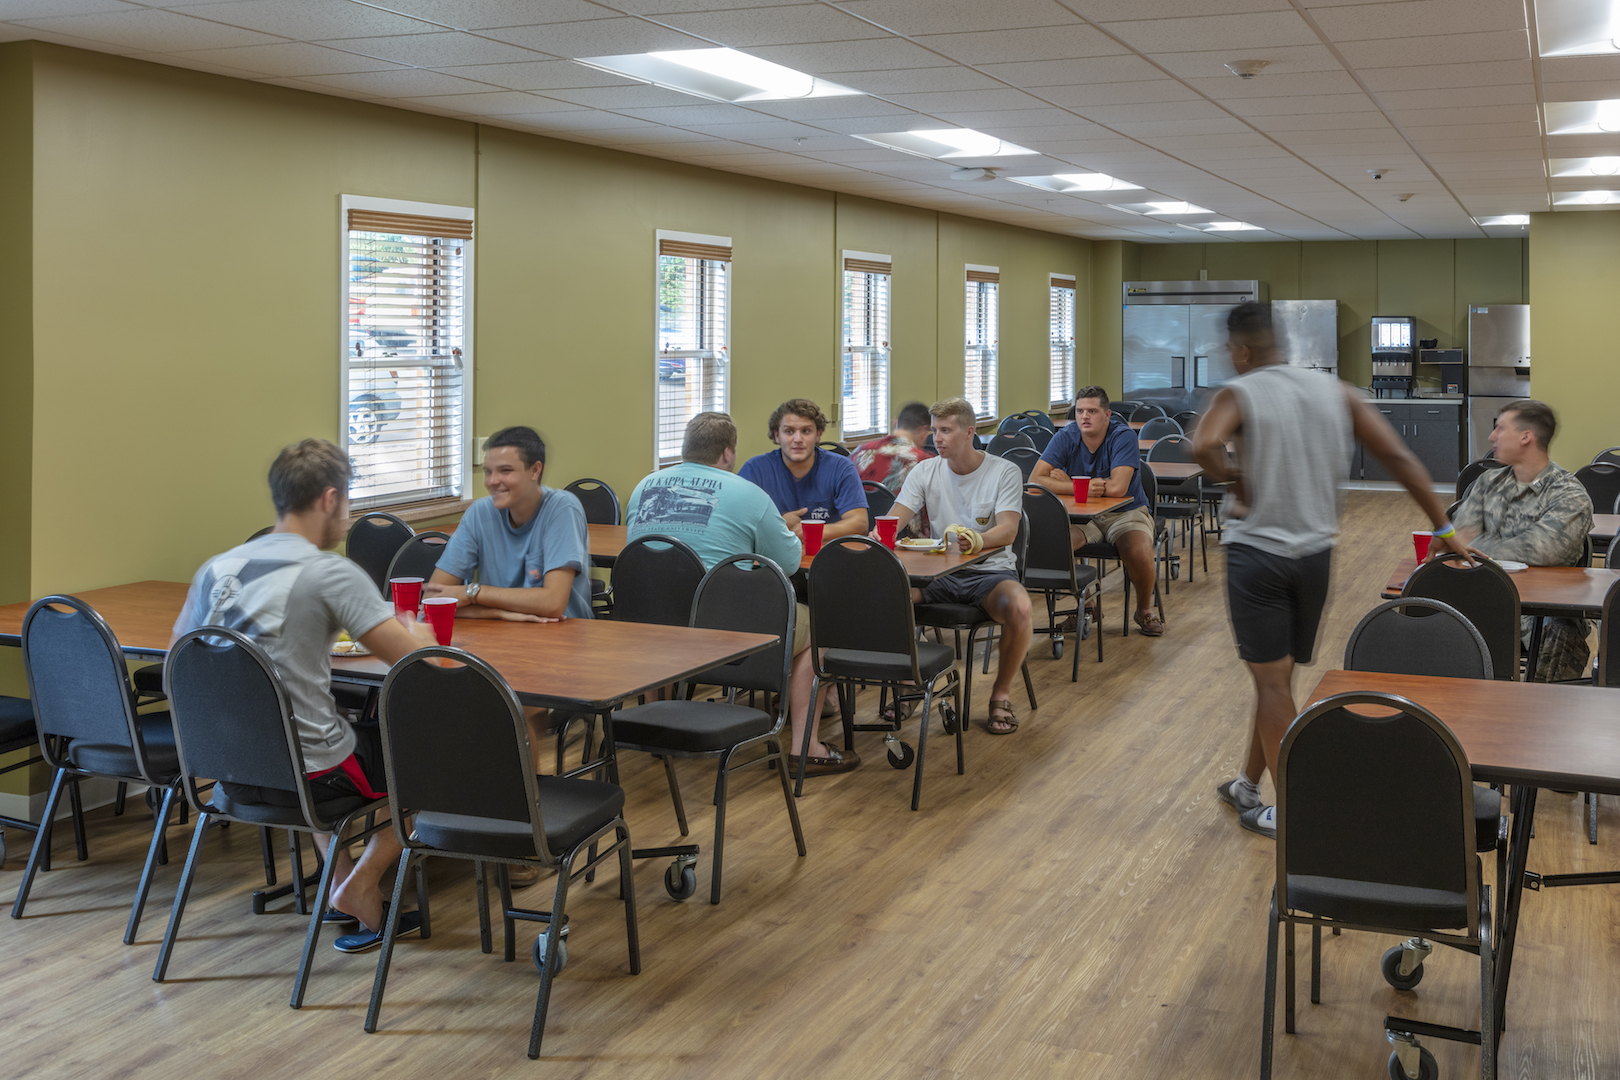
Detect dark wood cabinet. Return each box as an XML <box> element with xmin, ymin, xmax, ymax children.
<box><xmin>1353</xmin><ymin>401</ymin><xmax>1461</xmax><ymax>484</ymax></box>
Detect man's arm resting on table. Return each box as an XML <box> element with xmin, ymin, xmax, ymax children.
<box><xmin>1103</xmin><ymin>465</ymin><xmax>1136</xmax><ymax>499</ymax></box>
<box><xmin>358</xmin><ymin>615</ymin><xmax>437</xmax><ymax>665</ymax></box>
<box><xmin>426</xmin><ymin>567</ymin><xmax>569</xmax><ymax>620</ymax></box>
<box><xmin>1029</xmin><ymin>459</ymin><xmax>1072</xmax><ymax>495</ymax></box>
<box><xmin>825</xmin><ymin>506</ymin><xmax>869</xmax><ymax>539</ymax></box>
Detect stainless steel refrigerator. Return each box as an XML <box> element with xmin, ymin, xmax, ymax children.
<box><xmin>1466</xmin><ymin>305</ymin><xmax>1530</xmax><ymax>461</ymax></box>
<box><xmin>1273</xmin><ymin>300</ymin><xmax>1339</xmax><ymax>374</ymax></box>
<box><xmin>1122</xmin><ymin>280</ymin><xmax>1267</xmax><ymax>405</ymax></box>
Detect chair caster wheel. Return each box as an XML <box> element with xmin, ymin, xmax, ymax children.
<box><xmin>886</xmin><ymin>741</ymin><xmax>915</xmax><ymax>769</ymax></box>
<box><xmin>1051</xmin><ymin>639</ymin><xmax>1064</xmax><ymax>659</ymax></box>
<box><xmin>1381</xmin><ymin>942</ymin><xmax>1427</xmax><ymax>990</ymax></box>
<box><xmin>940</xmin><ymin>705</ymin><xmax>959</xmax><ymax>735</ymax></box>
<box><xmin>1386</xmin><ymin>1046</ymin><xmax>1437</xmax><ymax>1080</ymax></box>
<box><xmin>0</xmin><ymin>827</ymin><xmax>7</xmax><ymax>867</ymax></box>
<box><xmin>664</xmin><ymin>856</ymin><xmax>698</xmax><ymax>901</ymax></box>
<box><xmin>532</xmin><ymin>932</ymin><xmax>568</xmax><ymax>976</ymax></box>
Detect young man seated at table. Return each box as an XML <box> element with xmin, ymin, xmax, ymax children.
<box><xmin>883</xmin><ymin>397</ymin><xmax>1033</xmax><ymax>735</ymax></box>
<box><xmin>1028</xmin><ymin>386</ymin><xmax>1163</xmax><ymax>636</ymax></box>
<box><xmin>739</xmin><ymin>398</ymin><xmax>870</xmax><ymax>542</ymax></box>
<box><xmin>625</xmin><ymin>411</ymin><xmax>858</xmax><ymax>776</ymax></box>
<box><xmin>853</xmin><ymin>400</ymin><xmax>935</xmax><ymax>494</ymax></box>
<box><xmin>173</xmin><ymin>438</ymin><xmax>437</xmax><ymax>948</ymax></box>
<box><xmin>1452</xmin><ymin>399</ymin><xmax>1595</xmax><ymax>681</ymax></box>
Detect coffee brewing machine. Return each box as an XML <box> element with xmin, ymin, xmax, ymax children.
<box><xmin>1371</xmin><ymin>315</ymin><xmax>1417</xmax><ymax>397</ymax></box>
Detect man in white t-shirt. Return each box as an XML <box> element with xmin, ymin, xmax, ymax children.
<box><xmin>883</xmin><ymin>397</ymin><xmax>1032</xmax><ymax>735</ymax></box>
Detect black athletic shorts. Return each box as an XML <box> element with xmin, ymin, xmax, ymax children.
<box><xmin>221</xmin><ymin>723</ymin><xmax>388</xmax><ymax>808</ymax></box>
<box><xmin>1225</xmin><ymin>543</ymin><xmax>1333</xmax><ymax>665</ymax></box>
<box><xmin>919</xmin><ymin>565</ymin><xmax>1019</xmax><ymax>607</ymax></box>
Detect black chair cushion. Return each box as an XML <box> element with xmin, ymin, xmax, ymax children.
<box><xmin>914</xmin><ymin>602</ymin><xmax>991</xmax><ymax>629</ymax></box>
<box><xmin>413</xmin><ymin>776</ymin><xmax>625</xmax><ymax>858</ymax></box>
<box><xmin>207</xmin><ymin>786</ymin><xmax>372</xmax><ymax>829</ymax></box>
<box><xmin>591</xmin><ymin>578</ymin><xmax>608</xmax><ymax>596</ymax></box>
<box><xmin>64</xmin><ymin>711</ymin><xmax>180</xmax><ymax>780</ymax></box>
<box><xmin>1025</xmin><ymin>566</ymin><xmax>1099</xmax><ymax>592</ymax></box>
<box><xmin>132</xmin><ymin>663</ymin><xmax>165</xmax><ymax>696</ymax></box>
<box><xmin>1076</xmin><ymin>541</ymin><xmax>1117</xmax><ymax>559</ymax></box>
<box><xmin>612</xmin><ymin>700</ymin><xmax>773</xmax><ymax>754</ymax></box>
<box><xmin>333</xmin><ymin>685</ymin><xmax>374</xmax><ymax>712</ymax></box>
<box><xmin>0</xmin><ymin>695</ymin><xmax>36</xmax><ymax>747</ymax></box>
<box><xmin>1286</xmin><ymin>873</ymin><xmax>1468</xmax><ymax>930</ymax></box>
<box><xmin>1474</xmin><ymin>785</ymin><xmax>1501</xmax><ymax>853</ymax></box>
<box><xmin>824</xmin><ymin>641</ymin><xmax>956</xmax><ymax>683</ymax></box>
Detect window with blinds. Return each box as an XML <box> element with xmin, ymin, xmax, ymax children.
<box><xmin>656</xmin><ymin>231</ymin><xmax>732</xmax><ymax>466</ymax></box>
<box><xmin>343</xmin><ymin>198</ymin><xmax>471</xmax><ymax>510</ymax></box>
<box><xmin>842</xmin><ymin>252</ymin><xmax>891</xmax><ymax>439</ymax></box>
<box><xmin>964</xmin><ymin>267</ymin><xmax>999</xmax><ymax>421</ymax></box>
<box><xmin>1050</xmin><ymin>275</ymin><xmax>1076</xmax><ymax>408</ymax></box>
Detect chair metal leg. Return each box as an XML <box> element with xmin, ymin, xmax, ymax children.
<box><xmin>124</xmin><ymin>783</ymin><xmax>178</xmax><ymax>944</ymax></box>
<box><xmin>1588</xmin><ymin>792</ymin><xmax>1598</xmax><ymax>844</ymax></box>
<box><xmin>1284</xmin><ymin>915</ymin><xmax>1296</xmax><ymax>1033</ymax></box>
<box><xmin>952</xmin><ymin>677</ymin><xmax>965</xmax><ymax>775</ymax></box>
<box><xmin>498</xmin><ymin>863</ymin><xmax>517</xmax><ymax>961</ymax></box>
<box><xmin>363</xmin><ymin>849</ymin><xmax>416</xmax><ymax>1033</ymax></box>
<box><xmin>529</xmin><ymin>853</ymin><xmax>576</xmax><ymax>1059</ymax></box>
<box><xmin>475</xmin><ymin>861</ymin><xmax>493</xmax><ymax>953</ymax></box>
<box><xmin>617</xmin><ymin>823</ymin><xmax>641</xmax><ymax>974</ymax></box>
<box><xmin>1310</xmin><ymin>924</ymin><xmax>1321</xmax><ymax>1004</ymax></box>
<box><xmin>910</xmin><ymin>685</ymin><xmax>934</xmax><ymax>812</ymax></box>
<box><xmin>259</xmin><ymin>826</ymin><xmax>278</xmax><ymax>886</ymax></box>
<box><xmin>68</xmin><ymin>778</ymin><xmax>88</xmax><ymax>862</ymax></box>
<box><xmin>153</xmin><ymin>810</ymin><xmax>212</xmax><ymax>982</ymax></box>
<box><xmin>291</xmin><ymin>820</ymin><xmax>352</xmax><ymax>1008</ymax></box>
<box><xmin>114</xmin><ymin>781</ymin><xmax>127</xmax><ymax>815</ymax></box>
<box><xmin>1480</xmin><ymin>885</ymin><xmax>1497</xmax><ymax>1078</ymax></box>
<box><xmin>770</xmin><ymin>737</ymin><xmax>807</xmax><ymax>858</ymax></box>
<box><xmin>1020</xmin><ymin>660</ymin><xmax>1036</xmax><ymax>711</ymax></box>
<box><xmin>289</xmin><ymin>830</ymin><xmax>309</xmax><ymax>916</ymax></box>
<box><xmin>661</xmin><ymin>756</ymin><xmax>689</xmax><ymax>836</ymax></box>
<box><xmin>709</xmin><ymin>751</ymin><xmax>731</xmax><ymax>904</ymax></box>
<box><xmin>793</xmin><ymin>675</ymin><xmax>820</xmax><ymax>797</ymax></box>
<box><xmin>960</xmin><ymin>629</ymin><xmax>977</xmax><ymax>735</ymax></box>
<box><xmin>1260</xmin><ymin>889</ymin><xmax>1279</xmax><ymax>1080</ymax></box>
<box><xmin>13</xmin><ymin>769</ymin><xmax>70</xmax><ymax>918</ymax></box>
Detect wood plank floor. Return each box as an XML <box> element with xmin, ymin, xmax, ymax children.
<box><xmin>5</xmin><ymin>490</ymin><xmax>1619</xmax><ymax>1078</ymax></box>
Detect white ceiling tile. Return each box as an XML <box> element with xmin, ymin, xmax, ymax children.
<box><xmin>0</xmin><ymin>0</ymin><xmax>127</xmax><ymax>15</ymax></box>
<box><xmin>11</xmin><ymin>6</ymin><xmax>283</xmax><ymax>51</ymax></box>
<box><xmin>1099</xmin><ymin>11</ymin><xmax>1319</xmax><ymax>53</ymax></box>
<box><xmin>174</xmin><ymin>1</ymin><xmax>441</xmax><ymax>40</ymax></box>
<box><xmin>928</xmin><ymin>107</ymin><xmax>1081</xmax><ymax>128</ymax></box>
<box><xmin>1111</xmin><ymin>116</ymin><xmax>1254</xmax><ymax>138</ymax></box>
<box><xmin>1188</xmin><ymin>71</ymin><xmax>1362</xmax><ymax>98</ymax></box>
<box><xmin>361</xmin><ymin>1</ymin><xmax>622</xmax><ymax>31</ymax></box>
<box><xmin>675</xmin><ymin>119</ymin><xmax>836</xmax><ymax>140</ymax></box>
<box><xmin>502</xmin><ymin>110</ymin><xmax>670</xmax><ymax>132</ymax></box>
<box><xmin>1388</xmin><ymin>105</ymin><xmax>1540</xmax><ymax>127</ymax></box>
<box><xmin>540</xmin><ymin>83</ymin><xmax>737</xmax><ymax>109</ymax></box>
<box><xmin>122</xmin><ymin>50</ymin><xmax>281</xmax><ymax>79</ymax></box>
<box><xmin>1357</xmin><ymin>59</ymin><xmax>1533</xmax><ymax>92</ymax></box>
<box><xmin>1226</xmin><ymin>94</ymin><xmax>1376</xmax><ymax>117</ymax></box>
<box><xmin>1376</xmin><ymin>84</ymin><xmax>1537</xmax><ymax>110</ymax></box>
<box><xmin>1258</xmin><ymin>111</ymin><xmax>1390</xmax><ymax>131</ymax></box>
<box><xmin>834</xmin><ymin>0</ymin><xmax>1084</xmax><ymax>35</ymax></box>
<box><xmin>913</xmin><ymin>24</ymin><xmax>1128</xmax><ymax>66</ymax></box>
<box><xmin>655</xmin><ymin>4</ymin><xmax>893</xmax><ymax>46</ymax></box>
<box><xmin>822</xmin><ymin>66</ymin><xmax>1004</xmax><ymax>94</ymax></box>
<box><xmin>611</xmin><ymin>101</ymin><xmax>776</xmax><ymax>126</ymax></box>
<box><xmin>1079</xmin><ymin>99</ymin><xmax>1232</xmax><ymax>125</ymax></box>
<box><xmin>480</xmin><ymin>17</ymin><xmax>711</xmax><ymax>57</ymax></box>
<box><xmin>1309</xmin><ymin>0</ymin><xmax>1526</xmax><ymax>41</ymax></box>
<box><xmin>748</xmin><ymin>37</ymin><xmax>954</xmax><ymax>72</ymax></box>
<box><xmin>285</xmin><ymin>67</ymin><xmax>499</xmax><ymax>97</ymax></box>
<box><xmin>746</xmin><ymin>97</ymin><xmax>915</xmax><ymax>121</ymax></box>
<box><xmin>976</xmin><ymin>54</ymin><xmax>1164</xmax><ymax>87</ymax></box>
<box><xmin>883</xmin><ymin>87</ymin><xmax>1043</xmax><ymax>113</ymax></box>
<box><xmin>1038</xmin><ymin>80</ymin><xmax>1203</xmax><ymax>109</ymax></box>
<box><xmin>1538</xmin><ymin>53</ymin><xmax>1620</xmax><ymax>84</ymax></box>
<box><xmin>400</xmin><ymin>89</ymin><xmax>583</xmax><ymax>115</ymax></box>
<box><xmin>1150</xmin><ymin>44</ymin><xmax>1343</xmax><ymax>79</ymax></box>
<box><xmin>164</xmin><ymin>41</ymin><xmax>407</xmax><ymax>77</ymax></box>
<box><xmin>1337</xmin><ymin>30</ymin><xmax>1531</xmax><ymax>70</ymax></box>
<box><xmin>318</xmin><ymin>32</ymin><xmax>544</xmax><ymax>67</ymax></box>
<box><xmin>433</xmin><ymin>59</ymin><xmax>636</xmax><ymax>90</ymax></box>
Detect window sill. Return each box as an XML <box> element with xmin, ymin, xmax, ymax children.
<box><xmin>350</xmin><ymin>496</ymin><xmax>473</xmax><ymax>526</ymax></box>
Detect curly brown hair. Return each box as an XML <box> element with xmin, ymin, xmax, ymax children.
<box><xmin>768</xmin><ymin>398</ymin><xmax>828</xmax><ymax>439</ymax></box>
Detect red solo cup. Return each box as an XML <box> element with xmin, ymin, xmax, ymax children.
<box><xmin>1071</xmin><ymin>476</ymin><xmax>1091</xmax><ymax>502</ymax></box>
<box><xmin>390</xmin><ymin>577</ymin><xmax>424</xmax><ymax>618</ymax></box>
<box><xmin>1413</xmin><ymin>531</ymin><xmax>1434</xmax><ymax>562</ymax></box>
<box><xmin>875</xmin><ymin>516</ymin><xmax>899</xmax><ymax>550</ymax></box>
<box><xmin>422</xmin><ymin>597</ymin><xmax>457</xmax><ymax>645</ymax></box>
<box><xmin>801</xmin><ymin>520</ymin><xmax>825</xmax><ymax>557</ymax></box>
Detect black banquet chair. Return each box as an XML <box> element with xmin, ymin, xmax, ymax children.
<box><xmin>1017</xmin><ymin>409</ymin><xmax>1056</xmax><ymax>431</ymax></box>
<box><xmin>365</xmin><ymin>647</ymin><xmax>638</xmax><ymax>1059</ymax></box>
<box><xmin>817</xmin><ymin>441</ymin><xmax>851</xmax><ymax>457</ymax></box>
<box><xmin>14</xmin><ymin>596</ymin><xmax>183</xmax><ymax>944</ymax></box>
<box><xmin>1171</xmin><ymin>410</ymin><xmax>1198</xmax><ymax>433</ymax></box>
<box><xmin>997</xmin><ymin>414</ymin><xmax>1038</xmax><ymax>436</ymax></box>
<box><xmin>153</xmin><ymin>627</ymin><xmax>400</xmax><ymax>1007</ymax></box>
<box><xmin>384</xmin><ymin>530</ymin><xmax>451</xmax><ymax>585</ymax></box>
<box><xmin>0</xmin><ymin>696</ymin><xmax>48</xmax><ymax>867</ymax></box>
<box><xmin>1592</xmin><ymin>446</ymin><xmax>1620</xmax><ymax>468</ymax></box>
<box><xmin>862</xmin><ymin>480</ymin><xmax>896</xmax><ymax>517</ymax></box>
<box><xmin>986</xmin><ymin>430</ymin><xmax>1035</xmax><ymax>458</ymax></box>
<box><xmin>1401</xmin><ymin>554</ymin><xmax>1521</xmax><ymax>681</ymax></box>
<box><xmin>1574</xmin><ymin>464</ymin><xmax>1620</xmax><ymax>547</ymax></box>
<box><xmin>1259</xmin><ymin>692</ymin><xmax>1494</xmax><ymax>1080</ymax></box>
<box><xmin>1025</xmin><ymin>425</ymin><xmax>1054</xmax><ymax>453</ymax></box>
<box><xmin>1022</xmin><ymin>486</ymin><xmax>1102</xmax><ymax>676</ymax></box>
<box><xmin>565</xmin><ymin>478</ymin><xmax>621</xmax><ymax>615</ymax></box>
<box><xmin>1147</xmin><ymin>435</ymin><xmax>1207</xmax><ymax>580</ymax></box>
<box><xmin>1138</xmin><ymin>416</ymin><xmax>1182</xmax><ymax>442</ymax></box>
<box><xmin>1455</xmin><ymin>457</ymin><xmax>1508</xmax><ymax>503</ymax></box>
<box><xmin>612</xmin><ymin>535</ymin><xmax>706</xmax><ymax>627</ymax></box>
<box><xmin>1000</xmin><ymin>445</ymin><xmax>1042</xmax><ymax>481</ymax></box>
<box><xmin>1108</xmin><ymin>400</ymin><xmax>1140</xmax><ymax>420</ymax></box>
<box><xmin>1129</xmin><ymin>404</ymin><xmax>1167</xmax><ymax>422</ymax></box>
<box><xmin>804</xmin><ymin>536</ymin><xmax>963</xmax><ymax>810</ymax></box>
<box><xmin>347</xmin><ymin>511</ymin><xmax>415</xmax><ymax>596</ymax></box>
<box><xmin>611</xmin><ymin>554</ymin><xmax>806</xmax><ymax>904</ymax></box>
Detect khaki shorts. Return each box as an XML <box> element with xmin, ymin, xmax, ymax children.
<box><xmin>1077</xmin><ymin>505</ymin><xmax>1154</xmax><ymax>547</ymax></box>
<box><xmin>790</xmin><ymin>602</ymin><xmax>811</xmax><ymax>657</ymax></box>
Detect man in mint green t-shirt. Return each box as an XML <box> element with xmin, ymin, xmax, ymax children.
<box><xmin>625</xmin><ymin>412</ymin><xmax>859</xmax><ymax>778</ymax></box>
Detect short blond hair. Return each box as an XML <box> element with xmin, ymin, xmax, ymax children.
<box><xmin>682</xmin><ymin>411</ymin><xmax>738</xmax><ymax>465</ymax></box>
<box><xmin>929</xmin><ymin>397</ymin><xmax>977</xmax><ymax>428</ymax></box>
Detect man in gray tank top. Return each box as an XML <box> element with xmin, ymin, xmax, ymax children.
<box><xmin>1192</xmin><ymin>302</ymin><xmax>1468</xmax><ymax>838</ymax></box>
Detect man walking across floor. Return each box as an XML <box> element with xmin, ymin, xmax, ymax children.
<box><xmin>1192</xmin><ymin>302</ymin><xmax>1467</xmax><ymax>838</ymax></box>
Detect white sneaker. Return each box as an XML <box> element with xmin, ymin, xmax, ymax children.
<box><xmin>1216</xmin><ymin>778</ymin><xmax>1261</xmax><ymax>812</ymax></box>
<box><xmin>1239</xmin><ymin>805</ymin><xmax>1276</xmax><ymax>838</ymax></box>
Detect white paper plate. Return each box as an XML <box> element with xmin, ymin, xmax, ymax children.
<box><xmin>1496</xmin><ymin>560</ymin><xmax>1528</xmax><ymax>573</ymax></box>
<box><xmin>330</xmin><ymin>640</ymin><xmax>371</xmax><ymax>656</ymax></box>
<box><xmin>896</xmin><ymin>538</ymin><xmax>943</xmax><ymax>551</ymax></box>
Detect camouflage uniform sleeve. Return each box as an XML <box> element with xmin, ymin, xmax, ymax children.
<box><xmin>1477</xmin><ymin>471</ymin><xmax>1593</xmax><ymax>567</ymax></box>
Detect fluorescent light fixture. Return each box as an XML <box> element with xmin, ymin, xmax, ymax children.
<box><xmin>1143</xmin><ymin>201</ymin><xmax>1212</xmax><ymax>215</ymax></box>
<box><xmin>1475</xmin><ymin>215</ymin><xmax>1530</xmax><ymax>226</ymax></box>
<box><xmin>1593</xmin><ymin>157</ymin><xmax>1620</xmax><ymax>175</ymax></box>
<box><xmin>573</xmin><ymin>48</ymin><xmax>861</xmax><ymax>103</ymax></box>
<box><xmin>1552</xmin><ymin>189</ymin><xmax>1620</xmax><ymax>207</ymax></box>
<box><xmin>1545</xmin><ymin>98</ymin><xmax>1620</xmax><ymax>134</ymax></box>
<box><xmin>1550</xmin><ymin>156</ymin><xmax>1620</xmax><ymax>176</ymax></box>
<box><xmin>853</xmin><ymin>128</ymin><xmax>1037</xmax><ymax>160</ymax></box>
<box><xmin>1536</xmin><ymin>0</ymin><xmax>1620</xmax><ymax>56</ymax></box>
<box><xmin>1005</xmin><ymin>172</ymin><xmax>1142</xmax><ymax>194</ymax></box>
<box><xmin>1203</xmin><ymin>221</ymin><xmax>1263</xmax><ymax>231</ymax></box>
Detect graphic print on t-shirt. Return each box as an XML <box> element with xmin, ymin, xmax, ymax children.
<box><xmin>629</xmin><ymin>474</ymin><xmax>722</xmax><ymax>528</ymax></box>
<box><xmin>193</xmin><ymin>557</ymin><xmax>304</xmax><ymax>639</ymax></box>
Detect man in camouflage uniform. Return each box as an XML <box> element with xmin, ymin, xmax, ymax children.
<box><xmin>1453</xmin><ymin>400</ymin><xmax>1594</xmax><ymax>681</ymax></box>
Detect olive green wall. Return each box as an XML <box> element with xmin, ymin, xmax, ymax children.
<box><xmin>1086</xmin><ymin>239</ymin><xmax>1138</xmax><ymax>396</ymax></box>
<box><xmin>1528</xmin><ymin>211</ymin><xmax>1620</xmax><ymax>469</ymax></box>
<box><xmin>0</xmin><ymin>43</ymin><xmax>31</xmax><ymax>773</ymax></box>
<box><xmin>1133</xmin><ymin>238</ymin><xmax>1526</xmax><ymax>388</ymax></box>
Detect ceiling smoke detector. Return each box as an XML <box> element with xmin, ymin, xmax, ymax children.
<box><xmin>1225</xmin><ymin>60</ymin><xmax>1270</xmax><ymax>79</ymax></box>
<box><xmin>950</xmin><ymin>167</ymin><xmax>997</xmax><ymax>182</ymax></box>
<box><xmin>1398</xmin><ymin>193</ymin><xmax>1415</xmax><ymax>202</ymax></box>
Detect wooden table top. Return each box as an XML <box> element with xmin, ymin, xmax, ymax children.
<box><xmin>1592</xmin><ymin>514</ymin><xmax>1620</xmax><ymax>541</ymax></box>
<box><xmin>1306</xmin><ymin>670</ymin><xmax>1620</xmax><ymax>794</ymax></box>
<box><xmin>1128</xmin><ymin>420</ymin><xmax>1145</xmax><ymax>430</ymax></box>
<box><xmin>588</xmin><ymin>523</ymin><xmax>1002</xmax><ymax>582</ymax></box>
<box><xmin>1380</xmin><ymin>556</ymin><xmax>1618</xmax><ymax>615</ymax></box>
<box><xmin>1145</xmin><ymin>461</ymin><xmax>1203</xmax><ymax>481</ymax></box>
<box><xmin>1055</xmin><ymin>493</ymin><xmax>1134</xmax><ymax>521</ymax></box>
<box><xmin>0</xmin><ymin>580</ymin><xmax>776</xmax><ymax>712</ymax></box>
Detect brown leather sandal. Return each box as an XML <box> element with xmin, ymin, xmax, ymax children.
<box><xmin>1134</xmin><ymin>610</ymin><xmax>1165</xmax><ymax>637</ymax></box>
<box><xmin>986</xmin><ymin>699</ymin><xmax>1019</xmax><ymax>735</ymax></box>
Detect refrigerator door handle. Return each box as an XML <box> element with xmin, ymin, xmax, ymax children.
<box><xmin>1172</xmin><ymin>355</ymin><xmax>1185</xmax><ymax>389</ymax></box>
<box><xmin>1194</xmin><ymin>355</ymin><xmax>1208</xmax><ymax>387</ymax></box>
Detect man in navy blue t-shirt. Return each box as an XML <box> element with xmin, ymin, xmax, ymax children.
<box><xmin>739</xmin><ymin>398</ymin><xmax>869</xmax><ymax>542</ymax></box>
<box><xmin>1029</xmin><ymin>386</ymin><xmax>1163</xmax><ymax>636</ymax></box>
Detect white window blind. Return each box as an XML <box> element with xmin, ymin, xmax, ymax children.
<box><xmin>343</xmin><ymin>198</ymin><xmax>471</xmax><ymax>510</ymax></box>
<box><xmin>1050</xmin><ymin>276</ymin><xmax>1076</xmax><ymax>408</ymax></box>
<box><xmin>656</xmin><ymin>231</ymin><xmax>732</xmax><ymax>466</ymax></box>
<box><xmin>841</xmin><ymin>252</ymin><xmax>891</xmax><ymax>440</ymax></box>
<box><xmin>965</xmin><ymin>267</ymin><xmax>999</xmax><ymax>421</ymax></box>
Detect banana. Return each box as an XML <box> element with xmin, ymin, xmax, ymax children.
<box><xmin>943</xmin><ymin>524</ymin><xmax>984</xmax><ymax>555</ymax></box>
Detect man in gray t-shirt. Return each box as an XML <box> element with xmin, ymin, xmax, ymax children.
<box><xmin>175</xmin><ymin>439</ymin><xmax>435</xmax><ymax>941</ymax></box>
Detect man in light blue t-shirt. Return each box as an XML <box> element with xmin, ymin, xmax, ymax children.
<box><xmin>738</xmin><ymin>398</ymin><xmax>869</xmax><ymax>543</ymax></box>
<box><xmin>625</xmin><ymin>412</ymin><xmax>859</xmax><ymax>778</ymax></box>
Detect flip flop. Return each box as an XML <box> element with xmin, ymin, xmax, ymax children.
<box><xmin>332</xmin><ymin>902</ymin><xmax>423</xmax><ymax>954</ymax></box>
<box><xmin>986</xmin><ymin>699</ymin><xmax>1019</xmax><ymax>735</ymax></box>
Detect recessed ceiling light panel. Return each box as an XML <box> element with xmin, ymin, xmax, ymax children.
<box><xmin>1005</xmin><ymin>172</ymin><xmax>1142</xmax><ymax>193</ymax></box>
<box><xmin>1202</xmin><ymin>221</ymin><xmax>1263</xmax><ymax>231</ymax></box>
<box><xmin>853</xmin><ymin>129</ymin><xmax>1037</xmax><ymax>159</ymax></box>
<box><xmin>573</xmin><ymin>48</ymin><xmax>862</xmax><ymax>102</ymax></box>
<box><xmin>1140</xmin><ymin>201</ymin><xmax>1212</xmax><ymax>216</ymax></box>
<box><xmin>1545</xmin><ymin>98</ymin><xmax>1620</xmax><ymax>134</ymax></box>
<box><xmin>1475</xmin><ymin>215</ymin><xmax>1530</xmax><ymax>226</ymax></box>
<box><xmin>1550</xmin><ymin>156</ymin><xmax>1620</xmax><ymax>176</ymax></box>
<box><xmin>1552</xmin><ymin>189</ymin><xmax>1620</xmax><ymax>207</ymax></box>
<box><xmin>1536</xmin><ymin>0</ymin><xmax>1620</xmax><ymax>57</ymax></box>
